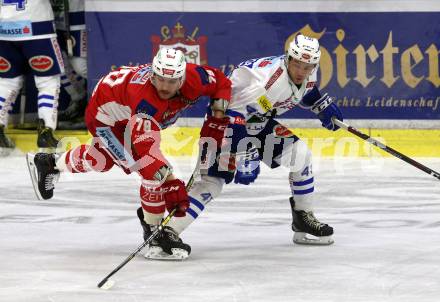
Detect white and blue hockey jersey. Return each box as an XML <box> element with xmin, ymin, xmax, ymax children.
<box><xmin>228</xmin><ymin>55</ymin><xmax>319</xmax><ymax>133</ymax></box>
<box><xmin>0</xmin><ymin>0</ymin><xmax>56</xmax><ymax>41</ymax></box>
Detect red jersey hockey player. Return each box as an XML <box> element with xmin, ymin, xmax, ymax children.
<box><xmin>26</xmin><ymin>48</ymin><xmax>231</xmax><ymax>259</ymax></box>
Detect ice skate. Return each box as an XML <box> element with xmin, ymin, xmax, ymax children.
<box><xmin>289</xmin><ymin>197</ymin><xmax>334</xmax><ymax>245</ymax></box>
<box><xmin>137</xmin><ymin>207</ymin><xmax>191</xmax><ymax>260</ymax></box>
<box><xmin>37</xmin><ymin>119</ymin><xmax>59</xmax><ymax>150</ymax></box>
<box><xmin>0</xmin><ymin>125</ymin><xmax>15</xmax><ymax>156</ymax></box>
<box><xmin>26</xmin><ymin>152</ymin><xmax>60</xmax><ymax>200</ymax></box>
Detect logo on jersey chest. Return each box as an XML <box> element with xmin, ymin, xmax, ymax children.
<box><xmin>273</xmin><ymin>97</ymin><xmax>296</xmax><ymax>111</ymax></box>
<box><xmin>162</xmin><ymin>105</ymin><xmax>188</xmax><ymax>125</ymax></box>
<box><xmin>151</xmin><ymin>22</ymin><xmax>208</xmax><ymax>65</ymax></box>
<box><xmin>265</xmin><ymin>67</ymin><xmax>284</xmax><ymax>90</ymax></box>
<box><xmin>257</xmin><ymin>95</ymin><xmax>273</xmax><ymax>113</ymax></box>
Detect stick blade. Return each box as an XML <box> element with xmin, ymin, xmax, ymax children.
<box><xmin>98</xmin><ymin>278</ymin><xmax>115</xmax><ymax>290</ymax></box>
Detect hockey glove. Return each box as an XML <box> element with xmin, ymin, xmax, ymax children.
<box><xmin>234</xmin><ymin>147</ymin><xmax>260</xmax><ymax>185</ymax></box>
<box><xmin>311</xmin><ymin>93</ymin><xmax>343</xmax><ymax>131</ymax></box>
<box><xmin>162</xmin><ymin>179</ymin><xmax>189</xmax><ymax>217</ymax></box>
<box><xmin>200</xmin><ymin>115</ymin><xmax>229</xmax><ymax>148</ymax></box>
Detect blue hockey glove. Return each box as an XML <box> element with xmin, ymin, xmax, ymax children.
<box><xmin>311</xmin><ymin>93</ymin><xmax>343</xmax><ymax>131</ymax></box>
<box><xmin>234</xmin><ymin>147</ymin><xmax>260</xmax><ymax>185</ymax></box>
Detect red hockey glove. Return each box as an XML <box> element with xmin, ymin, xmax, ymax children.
<box><xmin>162</xmin><ymin>179</ymin><xmax>189</xmax><ymax>217</ymax></box>
<box><xmin>200</xmin><ymin>115</ymin><xmax>229</xmax><ymax>148</ymax></box>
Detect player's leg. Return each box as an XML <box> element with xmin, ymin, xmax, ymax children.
<box><xmin>167</xmin><ymin>175</ymin><xmax>225</xmax><ymax>234</ymax></box>
<box><xmin>26</xmin><ymin>137</ymin><xmax>115</xmax><ymax>200</ymax></box>
<box><xmin>58</xmin><ymin>28</ymin><xmax>88</xmax><ymax>122</ymax></box>
<box><xmin>0</xmin><ymin>41</ymin><xmax>25</xmax><ymax>152</ymax></box>
<box><xmin>26</xmin><ymin>107</ymin><xmax>116</xmax><ymax>201</ymax></box>
<box><xmin>140</xmin><ymin>173</ymin><xmax>225</xmax><ymax>260</ymax></box>
<box><xmin>34</xmin><ymin>75</ymin><xmax>61</xmax><ymax>148</ymax></box>
<box><xmin>143</xmin><ymin>112</ymin><xmax>245</xmax><ymax>259</ymax></box>
<box><xmin>137</xmin><ymin>188</ymin><xmax>192</xmax><ymax>260</ymax></box>
<box><xmin>0</xmin><ymin>75</ymin><xmax>23</xmax><ymax>152</ymax></box>
<box><xmin>23</xmin><ymin>37</ymin><xmax>64</xmax><ymax>148</ymax></box>
<box><xmin>166</xmin><ymin>112</ymin><xmax>246</xmax><ymax>234</ymax></box>
<box><xmin>58</xmin><ymin>51</ymin><xmax>87</xmax><ymax>120</ymax></box>
<box><xmin>135</xmin><ymin>158</ymin><xmax>192</xmax><ymax>260</ymax></box>
<box><xmin>260</xmin><ymin>120</ymin><xmax>333</xmax><ymax>245</ymax></box>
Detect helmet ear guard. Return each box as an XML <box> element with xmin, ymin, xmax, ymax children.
<box><xmin>152</xmin><ymin>48</ymin><xmax>186</xmax><ymax>79</ymax></box>
<box><xmin>287</xmin><ymin>34</ymin><xmax>321</xmax><ymax>65</ymax></box>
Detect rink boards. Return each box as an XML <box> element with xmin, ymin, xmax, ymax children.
<box><xmin>84</xmin><ymin>0</ymin><xmax>440</xmax><ymax>123</ymax></box>
<box><xmin>11</xmin><ymin>1</ymin><xmax>440</xmax><ymax>124</ymax></box>
<box><xmin>6</xmin><ymin>126</ymin><xmax>440</xmax><ymax>157</ymax></box>
<box><xmin>6</xmin><ymin>0</ymin><xmax>440</xmax><ymax>157</ymax></box>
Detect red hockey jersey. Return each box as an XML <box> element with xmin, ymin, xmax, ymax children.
<box><xmin>84</xmin><ymin>63</ymin><xmax>231</xmax><ymax>180</ymax></box>
<box><xmin>86</xmin><ymin>63</ymin><xmax>231</xmax><ymax>130</ymax></box>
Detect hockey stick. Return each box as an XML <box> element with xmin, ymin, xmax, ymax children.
<box><xmin>97</xmin><ymin>208</ymin><xmax>177</xmax><ymax>289</ymax></box>
<box><xmin>97</xmin><ymin>173</ymin><xmax>196</xmax><ymax>290</ymax></box>
<box><xmin>63</xmin><ymin>0</ymin><xmax>73</xmax><ymax>56</ymax></box>
<box><xmin>333</xmin><ymin>118</ymin><xmax>440</xmax><ymax>181</ymax></box>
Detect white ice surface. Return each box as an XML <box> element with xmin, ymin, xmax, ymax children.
<box><xmin>1</xmin><ymin>155</ymin><xmax>440</xmax><ymax>302</ymax></box>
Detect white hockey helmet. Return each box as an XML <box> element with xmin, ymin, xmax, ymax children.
<box><xmin>287</xmin><ymin>34</ymin><xmax>321</xmax><ymax>65</ymax></box>
<box><xmin>152</xmin><ymin>48</ymin><xmax>186</xmax><ymax>79</ymax></box>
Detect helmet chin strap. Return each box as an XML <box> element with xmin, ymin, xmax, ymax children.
<box><xmin>284</xmin><ymin>57</ymin><xmax>297</xmax><ymax>85</ymax></box>
<box><xmin>177</xmin><ymin>74</ymin><xmax>186</xmax><ymax>89</ymax></box>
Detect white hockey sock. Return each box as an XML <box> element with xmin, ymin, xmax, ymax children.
<box><xmin>34</xmin><ymin>75</ymin><xmax>61</xmax><ymax>129</ymax></box>
<box><xmin>289</xmin><ymin>172</ymin><xmax>314</xmax><ymax>211</ymax></box>
<box><xmin>168</xmin><ymin>176</ymin><xmax>224</xmax><ymax>234</ymax></box>
<box><xmin>0</xmin><ymin>76</ymin><xmax>24</xmax><ymax>126</ymax></box>
<box><xmin>142</xmin><ymin>208</ymin><xmax>163</xmax><ymax>226</ymax></box>
<box><xmin>275</xmin><ymin>139</ymin><xmax>315</xmax><ymax>211</ymax></box>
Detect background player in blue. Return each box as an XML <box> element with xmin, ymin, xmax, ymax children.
<box><xmin>0</xmin><ymin>0</ymin><xmax>64</xmax><ymax>152</ymax></box>
<box><xmin>156</xmin><ymin>34</ymin><xmax>344</xmax><ymax>259</ymax></box>
<box><xmin>51</xmin><ymin>0</ymin><xmax>88</xmax><ymax>125</ymax></box>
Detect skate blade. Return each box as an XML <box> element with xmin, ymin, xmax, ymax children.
<box><xmin>26</xmin><ymin>153</ymin><xmax>43</xmax><ymax>201</ymax></box>
<box><xmin>293</xmin><ymin>232</ymin><xmax>334</xmax><ymax>246</ymax></box>
<box><xmin>144</xmin><ymin>246</ymin><xmax>189</xmax><ymax>261</ymax></box>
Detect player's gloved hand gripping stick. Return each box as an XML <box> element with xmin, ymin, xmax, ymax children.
<box><xmin>332</xmin><ymin>118</ymin><xmax>440</xmax><ymax>181</ymax></box>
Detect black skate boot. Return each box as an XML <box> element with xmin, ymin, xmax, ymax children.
<box><xmin>37</xmin><ymin>119</ymin><xmax>59</xmax><ymax>149</ymax></box>
<box><xmin>0</xmin><ymin>125</ymin><xmax>15</xmax><ymax>156</ymax></box>
<box><xmin>137</xmin><ymin>207</ymin><xmax>191</xmax><ymax>260</ymax></box>
<box><xmin>26</xmin><ymin>153</ymin><xmax>60</xmax><ymax>200</ymax></box>
<box><xmin>289</xmin><ymin>197</ymin><xmax>334</xmax><ymax>245</ymax></box>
